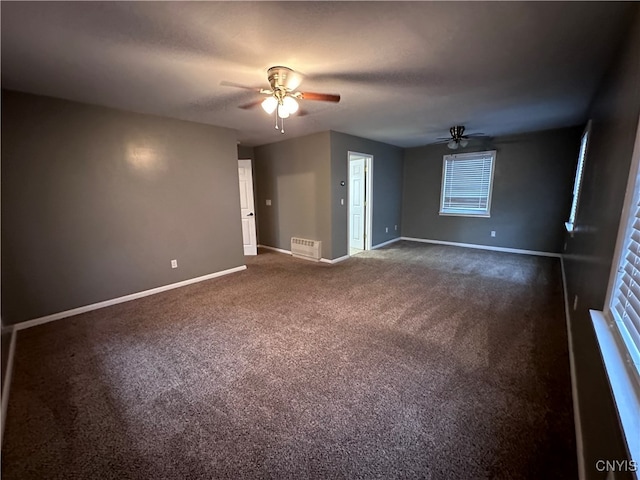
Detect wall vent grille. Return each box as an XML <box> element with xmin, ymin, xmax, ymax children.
<box><xmin>291</xmin><ymin>237</ymin><xmax>322</xmax><ymax>261</ymax></box>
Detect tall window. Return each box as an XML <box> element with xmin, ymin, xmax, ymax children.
<box><xmin>566</xmin><ymin>121</ymin><xmax>591</xmax><ymax>231</ymax></box>
<box><xmin>440</xmin><ymin>150</ymin><xmax>496</xmax><ymax>217</ymax></box>
<box><xmin>596</xmin><ymin>121</ymin><xmax>640</xmax><ymax>465</ymax></box>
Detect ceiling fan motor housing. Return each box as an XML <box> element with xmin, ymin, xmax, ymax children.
<box><xmin>267</xmin><ymin>66</ymin><xmax>302</xmax><ymax>93</ymax></box>
<box><xmin>450</xmin><ymin>125</ymin><xmax>466</xmax><ymax>140</ymax></box>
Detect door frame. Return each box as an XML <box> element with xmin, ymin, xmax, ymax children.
<box><xmin>347</xmin><ymin>151</ymin><xmax>373</xmax><ymax>254</ymax></box>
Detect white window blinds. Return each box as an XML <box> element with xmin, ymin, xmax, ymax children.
<box><xmin>611</xmin><ymin>198</ymin><xmax>640</xmax><ymax>374</ymax></box>
<box><xmin>440</xmin><ymin>151</ymin><xmax>496</xmax><ymax>217</ymax></box>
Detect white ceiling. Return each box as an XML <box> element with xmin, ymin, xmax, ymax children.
<box><xmin>1</xmin><ymin>1</ymin><xmax>633</xmax><ymax>148</ymax></box>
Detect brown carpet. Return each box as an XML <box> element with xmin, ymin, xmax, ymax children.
<box><xmin>1</xmin><ymin>241</ymin><xmax>577</xmax><ymax>479</ymax></box>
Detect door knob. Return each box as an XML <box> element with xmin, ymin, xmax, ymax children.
<box><xmin>247</xmin><ymin>212</ymin><xmax>254</xmax><ymax>216</ymax></box>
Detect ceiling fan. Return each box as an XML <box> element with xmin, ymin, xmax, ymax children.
<box><xmin>221</xmin><ymin>66</ymin><xmax>341</xmax><ymax>133</ymax></box>
<box><xmin>437</xmin><ymin>126</ymin><xmax>486</xmax><ymax>150</ymax></box>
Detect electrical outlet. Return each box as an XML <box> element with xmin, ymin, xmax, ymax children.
<box><xmin>171</xmin><ymin>259</ymin><xmax>178</xmax><ymax>269</ymax></box>
<box><xmin>385</xmin><ymin>227</ymin><xmax>389</xmax><ymax>233</ymax></box>
<box><xmin>573</xmin><ymin>295</ymin><xmax>578</xmax><ymax>311</ymax></box>
<box><xmin>491</xmin><ymin>231</ymin><xmax>496</xmax><ymax>237</ymax></box>
<box><xmin>266</xmin><ymin>199</ymin><xmax>272</xmax><ymax>206</ymax></box>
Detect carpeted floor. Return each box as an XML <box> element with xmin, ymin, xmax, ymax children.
<box><xmin>1</xmin><ymin>241</ymin><xmax>577</xmax><ymax>479</ymax></box>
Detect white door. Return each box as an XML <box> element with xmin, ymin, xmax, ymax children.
<box><xmin>238</xmin><ymin>159</ymin><xmax>257</xmax><ymax>256</ymax></box>
<box><xmin>349</xmin><ymin>155</ymin><xmax>366</xmax><ymax>252</ymax></box>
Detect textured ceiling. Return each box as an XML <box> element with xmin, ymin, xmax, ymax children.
<box><xmin>1</xmin><ymin>2</ymin><xmax>634</xmax><ymax>147</ymax></box>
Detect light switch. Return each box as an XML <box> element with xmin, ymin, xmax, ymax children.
<box><xmin>266</xmin><ymin>199</ymin><xmax>272</xmax><ymax>206</ymax></box>
<box><xmin>341</xmin><ymin>198</ymin><xmax>344</xmax><ymax>205</ymax></box>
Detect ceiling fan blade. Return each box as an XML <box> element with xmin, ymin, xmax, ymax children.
<box><xmin>299</xmin><ymin>91</ymin><xmax>341</xmax><ymax>103</ymax></box>
<box><xmin>220</xmin><ymin>80</ymin><xmax>264</xmax><ymax>92</ymax></box>
<box><xmin>238</xmin><ymin>99</ymin><xmax>263</xmax><ymax>110</ymax></box>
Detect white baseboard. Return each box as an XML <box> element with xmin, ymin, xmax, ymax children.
<box><xmin>259</xmin><ymin>244</ymin><xmax>349</xmax><ymax>264</ymax></box>
<box><xmin>372</xmin><ymin>237</ymin><xmax>402</xmax><ymax>250</ymax></box>
<box><xmin>560</xmin><ymin>257</ymin><xmax>586</xmax><ymax>480</ymax></box>
<box><xmin>258</xmin><ymin>244</ymin><xmax>291</xmax><ymax>255</ymax></box>
<box><xmin>260</xmin><ymin>238</ymin><xmax>402</xmax><ymax>262</ymax></box>
<box><xmin>401</xmin><ymin>237</ymin><xmax>561</xmax><ymax>258</ymax></box>
<box><xmin>320</xmin><ymin>254</ymin><xmax>350</xmax><ymax>264</ymax></box>
<box><xmin>323</xmin><ymin>237</ymin><xmax>402</xmax><ymax>261</ymax></box>
<box><xmin>14</xmin><ymin>265</ymin><xmax>247</xmax><ymax>332</ymax></box>
<box><xmin>1</xmin><ymin>326</ymin><xmax>17</xmax><ymax>451</ymax></box>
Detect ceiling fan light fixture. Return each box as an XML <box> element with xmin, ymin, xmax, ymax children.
<box><xmin>447</xmin><ymin>139</ymin><xmax>459</xmax><ymax>150</ymax></box>
<box><xmin>261</xmin><ymin>96</ymin><xmax>278</xmax><ymax>114</ymax></box>
<box><xmin>225</xmin><ymin>66</ymin><xmax>340</xmax><ymax>134</ymax></box>
<box><xmin>277</xmin><ymin>104</ymin><xmax>290</xmax><ymax>119</ymax></box>
<box><xmin>459</xmin><ymin>138</ymin><xmax>469</xmax><ymax>148</ymax></box>
<box><xmin>282</xmin><ymin>96</ymin><xmax>299</xmax><ymax>114</ymax></box>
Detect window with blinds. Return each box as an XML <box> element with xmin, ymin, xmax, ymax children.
<box><xmin>440</xmin><ymin>151</ymin><xmax>496</xmax><ymax>217</ymax></box>
<box><xmin>566</xmin><ymin>121</ymin><xmax>591</xmax><ymax>232</ymax></box>
<box><xmin>611</xmin><ymin>198</ymin><xmax>640</xmax><ymax>376</ymax></box>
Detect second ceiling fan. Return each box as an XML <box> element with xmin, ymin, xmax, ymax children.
<box><xmin>437</xmin><ymin>126</ymin><xmax>486</xmax><ymax>150</ymax></box>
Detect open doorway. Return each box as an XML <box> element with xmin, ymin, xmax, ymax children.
<box><xmin>348</xmin><ymin>152</ymin><xmax>373</xmax><ymax>256</ymax></box>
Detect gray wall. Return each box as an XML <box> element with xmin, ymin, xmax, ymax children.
<box><xmin>254</xmin><ymin>132</ymin><xmax>332</xmax><ymax>256</ymax></box>
<box><xmin>237</xmin><ymin>145</ymin><xmax>255</xmax><ymax>161</ymax></box>
<box><xmin>253</xmin><ymin>131</ymin><xmax>403</xmax><ymax>260</ymax></box>
<box><xmin>402</xmin><ymin>127</ymin><xmax>581</xmax><ymax>253</ymax></box>
<box><xmin>2</xmin><ymin>90</ymin><xmax>245</xmax><ymax>325</ymax></box>
<box><xmin>330</xmin><ymin>131</ymin><xmax>404</xmax><ymax>258</ymax></box>
<box><xmin>563</xmin><ymin>6</ymin><xmax>640</xmax><ymax>479</ymax></box>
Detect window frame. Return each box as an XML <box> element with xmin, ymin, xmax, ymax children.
<box><xmin>603</xmin><ymin>117</ymin><xmax>640</xmax><ymax>384</ymax></box>
<box><xmin>565</xmin><ymin>120</ymin><xmax>592</xmax><ymax>232</ymax></box>
<box><xmin>593</xmin><ymin>116</ymin><xmax>640</xmax><ymax>467</ymax></box>
<box><xmin>439</xmin><ymin>150</ymin><xmax>496</xmax><ymax>218</ymax></box>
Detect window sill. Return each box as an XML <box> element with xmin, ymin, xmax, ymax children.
<box><xmin>439</xmin><ymin>211</ymin><xmax>491</xmax><ymax>218</ymax></box>
<box><xmin>590</xmin><ymin>309</ymin><xmax>640</xmax><ymax>468</ymax></box>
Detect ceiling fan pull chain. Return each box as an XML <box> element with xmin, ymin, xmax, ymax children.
<box><xmin>274</xmin><ymin>110</ymin><xmax>279</xmax><ymax>130</ymax></box>
<box><xmin>281</xmin><ymin>116</ymin><xmax>285</xmax><ymax>134</ymax></box>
